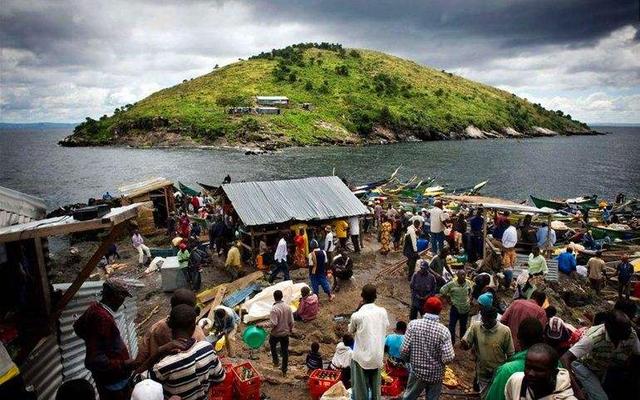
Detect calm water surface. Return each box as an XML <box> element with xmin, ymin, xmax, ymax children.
<box><xmin>1</xmin><ymin>126</ymin><xmax>638</xmax><ymax>210</ymax></box>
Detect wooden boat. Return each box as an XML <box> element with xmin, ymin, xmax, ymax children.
<box><xmin>589</xmin><ymin>224</ymin><xmax>640</xmax><ymax>241</ymax></box>
<box><xmin>530</xmin><ymin>195</ymin><xmax>567</xmax><ymax>210</ymax></box>
<box><xmin>530</xmin><ymin>194</ymin><xmax>598</xmax><ymax>210</ymax></box>
<box><xmin>178</xmin><ymin>181</ymin><xmax>199</xmax><ymax>196</ymax></box>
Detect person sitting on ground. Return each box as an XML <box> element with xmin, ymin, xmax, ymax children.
<box><xmin>401</xmin><ymin>296</ymin><xmax>455</xmax><ymax>400</ymax></box>
<box><xmin>440</xmin><ymin>269</ymin><xmax>472</xmax><ymax>343</ymax></box>
<box><xmin>527</xmin><ymin>246</ymin><xmax>548</xmax><ymax>279</ymax></box>
<box><xmin>409</xmin><ymin>260</ymin><xmax>438</xmax><ymax>320</ymax></box>
<box><xmin>132</xmin><ymin>229</ymin><xmax>152</xmax><ymax>267</ymax></box>
<box><xmin>105</xmin><ymin>243</ymin><xmax>120</xmax><ymax>263</ymax></box>
<box><xmin>212</xmin><ymin>305</ymin><xmax>240</xmax><ymax>357</ymax></box>
<box><xmin>330</xmin><ymin>334</ymin><xmax>354</xmax><ymax>389</ymax></box>
<box><xmin>557</xmin><ymin>247</ymin><xmax>577</xmax><ymax>276</ymax></box>
<box><xmin>462</xmin><ymin>306</ymin><xmax>515</xmax><ymax>393</ymax></box>
<box><xmin>486</xmin><ymin>317</ymin><xmax>545</xmax><ymax>400</ymax></box>
<box><xmin>561</xmin><ymin>310</ymin><xmax>640</xmax><ymax>400</ymax></box>
<box><xmin>586</xmin><ymin>251</ymin><xmax>607</xmax><ymax>295</ymax></box>
<box><xmin>501</xmin><ymin>290</ymin><xmax>548</xmax><ymax>352</ymax></box>
<box><xmin>330</xmin><ymin>252</ymin><xmax>353</xmax><ymax>292</ymax></box>
<box><xmin>543</xmin><ymin>306</ymin><xmax>575</xmax><ymax>355</ymax></box>
<box><xmin>505</xmin><ymin>343</ymin><xmax>577</xmax><ymax>400</ymax></box>
<box><xmin>136</xmin><ymin>288</ymin><xmax>206</xmax><ymax>373</ymax></box>
<box><xmin>384</xmin><ymin>321</ymin><xmax>407</xmax><ymax>364</ymax></box>
<box><xmin>294</xmin><ymin>286</ymin><xmax>319</xmax><ymax>322</ymax></box>
<box><xmin>617</xmin><ymin>254</ymin><xmax>634</xmax><ymax>300</ymax></box>
<box><xmin>55</xmin><ymin>379</ymin><xmax>95</xmax><ymax>400</ymax></box>
<box><xmin>306</xmin><ymin>342</ymin><xmax>323</xmax><ymax>372</ymax></box>
<box><xmin>151</xmin><ymin>305</ymin><xmax>226</xmax><ymax>400</ymax></box>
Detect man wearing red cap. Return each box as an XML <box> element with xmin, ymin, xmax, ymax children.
<box><xmin>400</xmin><ymin>296</ymin><xmax>455</xmax><ymax>400</ymax></box>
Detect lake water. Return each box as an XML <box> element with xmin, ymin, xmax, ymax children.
<box><xmin>1</xmin><ymin>126</ymin><xmax>638</xmax><ymax>210</ymax></box>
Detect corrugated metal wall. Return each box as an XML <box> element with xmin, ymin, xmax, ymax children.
<box><xmin>20</xmin><ymin>334</ymin><xmax>64</xmax><ymax>400</ymax></box>
<box><xmin>42</xmin><ymin>281</ymin><xmax>139</xmax><ymax>399</ymax></box>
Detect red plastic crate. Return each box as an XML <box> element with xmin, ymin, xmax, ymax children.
<box><xmin>209</xmin><ymin>363</ymin><xmax>235</xmax><ymax>400</ymax></box>
<box><xmin>385</xmin><ymin>360</ymin><xmax>409</xmax><ymax>379</ymax></box>
<box><xmin>308</xmin><ymin>369</ymin><xmax>342</xmax><ymax>400</ymax></box>
<box><xmin>381</xmin><ymin>377</ymin><xmax>403</xmax><ymax>397</ymax></box>
<box><xmin>232</xmin><ymin>362</ymin><xmax>262</xmax><ymax>396</ymax></box>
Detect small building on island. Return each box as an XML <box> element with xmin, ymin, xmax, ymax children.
<box><xmin>256</xmin><ymin>96</ymin><xmax>289</xmax><ymax>106</ymax></box>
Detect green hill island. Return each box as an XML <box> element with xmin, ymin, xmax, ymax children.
<box><xmin>61</xmin><ymin>43</ymin><xmax>597</xmax><ymax>150</ymax></box>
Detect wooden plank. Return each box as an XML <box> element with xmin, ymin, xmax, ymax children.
<box><xmin>198</xmin><ymin>271</ymin><xmax>264</xmax><ymax>303</ymax></box>
<box><xmin>197</xmin><ymin>271</ymin><xmax>264</xmax><ymax>319</ymax></box>
<box><xmin>49</xmin><ymin>222</ymin><xmax>127</xmax><ymax>323</ymax></box>
<box><xmin>206</xmin><ymin>287</ymin><xmax>227</xmax><ymax>320</ymax></box>
<box><xmin>33</xmin><ymin>238</ymin><xmax>52</xmax><ymax>320</ymax></box>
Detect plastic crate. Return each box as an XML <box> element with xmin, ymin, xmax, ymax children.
<box><xmin>232</xmin><ymin>362</ymin><xmax>261</xmax><ymax>397</ymax></box>
<box><xmin>308</xmin><ymin>369</ymin><xmax>342</xmax><ymax>400</ymax></box>
<box><xmin>381</xmin><ymin>376</ymin><xmax>403</xmax><ymax>397</ymax></box>
<box><xmin>209</xmin><ymin>362</ymin><xmax>235</xmax><ymax>400</ymax></box>
<box><xmin>150</xmin><ymin>247</ymin><xmax>177</xmax><ymax>258</ymax></box>
<box><xmin>385</xmin><ymin>360</ymin><xmax>409</xmax><ymax>380</ymax></box>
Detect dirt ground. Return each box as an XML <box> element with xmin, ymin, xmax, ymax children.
<box><xmin>48</xmin><ymin>228</ymin><xmax>634</xmax><ymax>399</ymax></box>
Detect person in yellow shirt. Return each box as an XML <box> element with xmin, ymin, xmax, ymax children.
<box><xmin>225</xmin><ymin>241</ymin><xmax>242</xmax><ymax>279</ymax></box>
<box><xmin>334</xmin><ymin>220</ymin><xmax>349</xmax><ymax>250</ymax></box>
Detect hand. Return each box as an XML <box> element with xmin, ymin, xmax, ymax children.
<box><xmin>124</xmin><ymin>358</ymin><xmax>138</xmax><ymax>368</ymax></box>
<box><xmin>159</xmin><ymin>338</ymin><xmax>191</xmax><ymax>355</ymax></box>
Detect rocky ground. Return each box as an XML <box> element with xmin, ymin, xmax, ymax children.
<box><xmin>49</xmin><ymin>228</ymin><xmax>629</xmax><ymax>399</ymax></box>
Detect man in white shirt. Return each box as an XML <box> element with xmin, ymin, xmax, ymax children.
<box><xmin>324</xmin><ymin>225</ymin><xmax>336</xmax><ymax>262</ymax></box>
<box><xmin>349</xmin><ymin>216</ymin><xmax>361</xmax><ymax>253</ymax></box>
<box><xmin>348</xmin><ymin>284</ymin><xmax>390</xmax><ymax>400</ymax></box>
<box><xmin>429</xmin><ymin>201</ymin><xmax>449</xmax><ymax>255</ymax></box>
<box><xmin>409</xmin><ymin>210</ymin><xmax>426</xmax><ymax>227</ymax></box>
<box><xmin>269</xmin><ymin>235</ymin><xmax>290</xmax><ymax>283</ymax></box>
<box><xmin>501</xmin><ymin>219</ymin><xmax>518</xmax><ymax>289</ymax></box>
<box><xmin>404</xmin><ymin>219</ymin><xmax>421</xmax><ymax>280</ymax></box>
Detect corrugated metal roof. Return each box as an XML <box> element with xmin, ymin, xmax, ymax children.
<box><xmin>256</xmin><ymin>96</ymin><xmax>288</xmax><ymax>100</ymax></box>
<box><xmin>0</xmin><ymin>204</ymin><xmax>140</xmax><ymax>243</ymax></box>
<box><xmin>0</xmin><ymin>185</ymin><xmax>47</xmax><ymax>228</ymax></box>
<box><xmin>222</xmin><ymin>176</ymin><xmax>369</xmax><ymax>227</ymax></box>
<box><xmin>118</xmin><ymin>177</ymin><xmax>173</xmax><ymax>198</ymax></box>
<box><xmin>53</xmin><ymin>281</ymin><xmax>139</xmax><ymax>387</ymax></box>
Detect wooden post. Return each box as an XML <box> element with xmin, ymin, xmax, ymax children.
<box><xmin>482</xmin><ymin>208</ymin><xmax>488</xmax><ymax>260</ymax></box>
<box><xmin>250</xmin><ymin>229</ymin><xmax>256</xmax><ymax>267</ymax></box>
<box><xmin>33</xmin><ymin>238</ymin><xmax>52</xmax><ymax>319</ymax></box>
<box><xmin>164</xmin><ymin>186</ymin><xmax>171</xmax><ymax>218</ymax></box>
<box><xmin>50</xmin><ymin>222</ymin><xmax>127</xmax><ymax>324</ymax></box>
<box><xmin>545</xmin><ymin>214</ymin><xmax>552</xmax><ymax>259</ymax></box>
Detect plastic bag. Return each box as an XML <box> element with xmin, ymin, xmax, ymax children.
<box><xmin>320</xmin><ymin>381</ymin><xmax>349</xmax><ymax>400</ymax></box>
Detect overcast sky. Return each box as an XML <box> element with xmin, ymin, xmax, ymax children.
<box><xmin>1</xmin><ymin>0</ymin><xmax>638</xmax><ymax>124</ymax></box>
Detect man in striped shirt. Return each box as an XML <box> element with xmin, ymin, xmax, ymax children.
<box><xmin>151</xmin><ymin>305</ymin><xmax>225</xmax><ymax>400</ymax></box>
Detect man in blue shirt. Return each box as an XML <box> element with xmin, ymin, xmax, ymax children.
<box><xmin>557</xmin><ymin>247</ymin><xmax>577</xmax><ymax>276</ymax></box>
<box><xmin>617</xmin><ymin>254</ymin><xmax>634</xmax><ymax>299</ymax></box>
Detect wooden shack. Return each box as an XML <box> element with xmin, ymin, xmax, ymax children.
<box><xmin>119</xmin><ymin>177</ymin><xmax>175</xmax><ymax>234</ymax></box>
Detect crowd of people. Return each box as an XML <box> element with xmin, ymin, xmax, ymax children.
<box><xmin>33</xmin><ymin>188</ymin><xmax>638</xmax><ymax>400</ymax></box>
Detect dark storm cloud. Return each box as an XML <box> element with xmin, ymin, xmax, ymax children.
<box><xmin>247</xmin><ymin>0</ymin><xmax>637</xmax><ymax>48</ymax></box>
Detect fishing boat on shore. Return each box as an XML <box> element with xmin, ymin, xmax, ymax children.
<box><xmin>588</xmin><ymin>224</ymin><xmax>640</xmax><ymax>241</ymax></box>
<box><xmin>530</xmin><ymin>194</ymin><xmax>598</xmax><ymax>210</ymax></box>
<box><xmin>178</xmin><ymin>181</ymin><xmax>199</xmax><ymax>196</ymax></box>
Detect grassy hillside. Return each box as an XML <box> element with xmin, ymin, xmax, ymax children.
<box><xmin>64</xmin><ymin>43</ymin><xmax>591</xmax><ymax>147</ymax></box>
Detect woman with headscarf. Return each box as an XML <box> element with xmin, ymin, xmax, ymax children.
<box><xmin>379</xmin><ymin>216</ymin><xmax>392</xmax><ymax>255</ymax></box>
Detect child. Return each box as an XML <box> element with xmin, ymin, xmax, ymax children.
<box><xmin>306</xmin><ymin>342</ymin><xmax>323</xmax><ymax>371</ymax></box>
<box><xmin>330</xmin><ymin>334</ymin><xmax>354</xmax><ymax>388</ymax></box>
<box><xmin>384</xmin><ymin>321</ymin><xmax>407</xmax><ymax>363</ymax></box>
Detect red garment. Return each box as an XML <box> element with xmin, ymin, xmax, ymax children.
<box><xmin>191</xmin><ymin>196</ymin><xmax>200</xmax><ymax>209</ymax></box>
<box><xmin>500</xmin><ymin>299</ymin><xmax>548</xmax><ymax>351</ymax></box>
<box><xmin>73</xmin><ymin>302</ymin><xmax>131</xmax><ymax>385</ymax></box>
<box><xmin>179</xmin><ymin>216</ymin><xmax>190</xmax><ymax>237</ymax></box>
